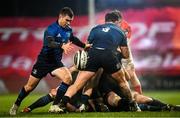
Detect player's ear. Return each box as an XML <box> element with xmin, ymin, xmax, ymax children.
<box><xmin>59</xmin><ymin>14</ymin><xmax>62</xmax><ymax>19</ymax></box>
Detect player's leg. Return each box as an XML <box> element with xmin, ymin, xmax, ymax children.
<box><xmin>132</xmin><ymin>91</ymin><xmax>177</xmax><ymax>111</ymax></box>
<box><xmin>79</xmin><ymin>68</ymin><xmax>103</xmax><ymax>111</ymax></box>
<box><xmin>22</xmin><ymin>89</ymin><xmax>57</xmax><ymax>112</ymax></box>
<box><xmin>52</xmin><ymin>67</ymin><xmax>72</xmax><ymax>105</ymax></box>
<box><xmin>9</xmin><ymin>75</ymin><xmax>40</xmax><ymax>115</ymax></box>
<box><xmin>111</xmin><ymin>69</ymin><xmax>140</xmax><ymax>111</ymax></box>
<box><xmin>111</xmin><ymin>69</ymin><xmax>132</xmax><ymax>102</ymax></box>
<box><xmin>61</xmin><ymin>71</ymin><xmax>95</xmax><ymax>112</ymax></box>
<box><xmin>49</xmin><ymin>67</ymin><xmax>72</xmax><ymax>112</ymax></box>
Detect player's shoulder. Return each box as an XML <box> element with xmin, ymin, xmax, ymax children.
<box><xmin>92</xmin><ymin>23</ymin><xmax>114</xmax><ymax>31</ymax></box>
<box><xmin>92</xmin><ymin>24</ymin><xmax>103</xmax><ymax>30</ymax></box>
<box><xmin>47</xmin><ymin>22</ymin><xmax>59</xmax><ymax>31</ymax></box>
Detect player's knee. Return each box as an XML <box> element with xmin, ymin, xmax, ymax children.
<box><xmin>63</xmin><ymin>75</ymin><xmax>72</xmax><ymax>84</ymax></box>
<box><xmin>58</xmin><ymin>72</ymin><xmax>72</xmax><ymax>84</ymax></box>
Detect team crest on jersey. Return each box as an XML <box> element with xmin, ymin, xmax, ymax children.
<box><xmin>102</xmin><ymin>27</ymin><xmax>110</xmax><ymax>32</ymax></box>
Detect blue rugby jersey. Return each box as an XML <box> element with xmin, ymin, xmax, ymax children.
<box><xmin>88</xmin><ymin>23</ymin><xmax>127</xmax><ymax>50</ymax></box>
<box><xmin>39</xmin><ymin>21</ymin><xmax>72</xmax><ymax>63</ymax></box>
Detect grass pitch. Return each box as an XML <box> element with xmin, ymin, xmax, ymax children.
<box><xmin>0</xmin><ymin>90</ymin><xmax>180</xmax><ymax>117</ymax></box>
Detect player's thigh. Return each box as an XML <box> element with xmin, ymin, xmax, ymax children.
<box><xmin>73</xmin><ymin>71</ymin><xmax>95</xmax><ymax>90</ymax></box>
<box><xmin>84</xmin><ymin>68</ymin><xmax>103</xmax><ymax>92</ymax></box>
<box><xmin>102</xmin><ymin>51</ymin><xmax>121</xmax><ymax>74</ymax></box>
<box><xmin>51</xmin><ymin>67</ymin><xmax>72</xmax><ymax>84</ymax></box>
<box><xmin>85</xmin><ymin>49</ymin><xmax>100</xmax><ymax>72</ymax></box>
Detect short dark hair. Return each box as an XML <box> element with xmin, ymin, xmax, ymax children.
<box><xmin>111</xmin><ymin>10</ymin><xmax>123</xmax><ymax>20</ymax></box>
<box><xmin>105</xmin><ymin>10</ymin><xmax>121</xmax><ymax>22</ymax></box>
<box><xmin>60</xmin><ymin>7</ymin><xmax>74</xmax><ymax>18</ymax></box>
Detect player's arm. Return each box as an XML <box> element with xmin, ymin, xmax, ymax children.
<box><xmin>69</xmin><ymin>33</ymin><xmax>86</xmax><ymax>48</ymax></box>
<box><xmin>119</xmin><ymin>39</ymin><xmax>130</xmax><ymax>59</ymax></box>
<box><xmin>87</xmin><ymin>28</ymin><xmax>95</xmax><ymax>44</ymax></box>
<box><xmin>46</xmin><ymin>26</ymin><xmax>74</xmax><ymax>54</ymax></box>
<box><xmin>120</xmin><ymin>46</ymin><xmax>130</xmax><ymax>59</ymax></box>
<box><xmin>47</xmin><ymin>36</ymin><xmax>73</xmax><ymax>54</ymax></box>
<box><xmin>46</xmin><ymin>26</ymin><xmax>64</xmax><ymax>48</ymax></box>
<box><xmin>47</xmin><ymin>36</ymin><xmax>63</xmax><ymax>48</ymax></box>
<box><xmin>69</xmin><ymin>33</ymin><xmax>92</xmax><ymax>49</ymax></box>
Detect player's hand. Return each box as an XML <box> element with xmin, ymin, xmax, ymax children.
<box><xmin>61</xmin><ymin>42</ymin><xmax>73</xmax><ymax>54</ymax></box>
<box><xmin>84</xmin><ymin>43</ymin><xmax>92</xmax><ymax>50</ymax></box>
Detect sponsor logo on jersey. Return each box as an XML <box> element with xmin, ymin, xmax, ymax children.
<box><xmin>102</xmin><ymin>27</ymin><xmax>110</xmax><ymax>32</ymax></box>
<box><xmin>32</xmin><ymin>69</ymin><xmax>37</xmax><ymax>75</ymax></box>
<box><xmin>56</xmin><ymin>33</ymin><xmax>61</xmax><ymax>37</ymax></box>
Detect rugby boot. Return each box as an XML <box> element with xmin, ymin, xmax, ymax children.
<box><xmin>79</xmin><ymin>103</ymin><xmax>89</xmax><ymax>112</ymax></box>
<box><xmin>9</xmin><ymin>104</ymin><xmax>19</xmax><ymax>115</ymax></box>
<box><xmin>165</xmin><ymin>104</ymin><xmax>180</xmax><ymax>111</ymax></box>
<box><xmin>129</xmin><ymin>100</ymin><xmax>141</xmax><ymax>112</ymax></box>
<box><xmin>48</xmin><ymin>105</ymin><xmax>64</xmax><ymax>113</ymax></box>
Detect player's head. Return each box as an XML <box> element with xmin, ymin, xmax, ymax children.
<box><xmin>111</xmin><ymin>10</ymin><xmax>123</xmax><ymax>20</ymax></box>
<box><xmin>105</xmin><ymin>10</ymin><xmax>122</xmax><ymax>25</ymax></box>
<box><xmin>58</xmin><ymin>7</ymin><xmax>74</xmax><ymax>28</ymax></box>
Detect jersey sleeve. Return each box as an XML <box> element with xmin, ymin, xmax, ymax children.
<box><xmin>87</xmin><ymin>28</ymin><xmax>95</xmax><ymax>44</ymax></box>
<box><xmin>69</xmin><ymin>33</ymin><xmax>85</xmax><ymax>48</ymax></box>
<box><xmin>46</xmin><ymin>25</ymin><xmax>57</xmax><ymax>37</ymax></box>
<box><xmin>45</xmin><ymin>24</ymin><xmax>61</xmax><ymax>48</ymax></box>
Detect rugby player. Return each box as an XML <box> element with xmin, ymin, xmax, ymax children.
<box><xmin>9</xmin><ymin>7</ymin><xmax>90</xmax><ymax>115</ymax></box>
<box><xmin>79</xmin><ymin>10</ymin><xmax>142</xmax><ymax>111</ymax></box>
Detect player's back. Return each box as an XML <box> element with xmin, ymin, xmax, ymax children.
<box><xmin>88</xmin><ymin>23</ymin><xmax>126</xmax><ymax>50</ymax></box>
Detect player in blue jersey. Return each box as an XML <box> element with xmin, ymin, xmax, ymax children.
<box><xmin>61</xmin><ymin>11</ymin><xmax>140</xmax><ymax>112</ymax></box>
<box><xmin>9</xmin><ymin>7</ymin><xmax>91</xmax><ymax>115</ymax></box>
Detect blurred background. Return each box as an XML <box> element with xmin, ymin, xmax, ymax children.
<box><xmin>0</xmin><ymin>0</ymin><xmax>180</xmax><ymax>93</ymax></box>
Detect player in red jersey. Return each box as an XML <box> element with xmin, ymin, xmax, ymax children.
<box><xmin>119</xmin><ymin>19</ymin><xmax>142</xmax><ymax>94</ymax></box>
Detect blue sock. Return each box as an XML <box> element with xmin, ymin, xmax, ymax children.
<box><xmin>62</xmin><ymin>96</ymin><xmax>71</xmax><ymax>106</ymax></box>
<box><xmin>81</xmin><ymin>94</ymin><xmax>90</xmax><ymax>105</ymax></box>
<box><xmin>53</xmin><ymin>82</ymin><xmax>69</xmax><ymax>105</ymax></box>
<box><xmin>15</xmin><ymin>87</ymin><xmax>30</xmax><ymax>106</ymax></box>
<box><xmin>28</xmin><ymin>94</ymin><xmax>53</xmax><ymax>111</ymax></box>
